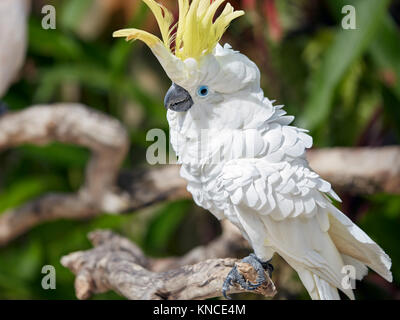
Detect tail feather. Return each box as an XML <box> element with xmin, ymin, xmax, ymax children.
<box><xmin>260</xmin><ymin>212</ymin><xmax>359</xmax><ymax>300</ymax></box>
<box><xmin>258</xmin><ymin>204</ymin><xmax>392</xmax><ymax>300</ymax></box>
<box><xmin>313</xmin><ymin>274</ymin><xmax>342</xmax><ymax>300</ymax></box>
<box><xmin>295</xmin><ymin>266</ymin><xmax>345</xmax><ymax>300</ymax></box>
<box><xmin>341</xmin><ymin>254</ymin><xmax>368</xmax><ymax>280</ymax></box>
<box><xmin>328</xmin><ymin>204</ymin><xmax>392</xmax><ymax>282</ymax></box>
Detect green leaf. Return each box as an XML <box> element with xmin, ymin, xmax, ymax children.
<box><xmin>298</xmin><ymin>0</ymin><xmax>391</xmax><ymax>131</ymax></box>
<box><xmin>0</xmin><ymin>239</ymin><xmax>42</xmax><ymax>281</ymax></box>
<box><xmin>109</xmin><ymin>2</ymin><xmax>149</xmax><ymax>74</ymax></box>
<box><xmin>144</xmin><ymin>200</ymin><xmax>191</xmax><ymax>256</ymax></box>
<box><xmin>20</xmin><ymin>143</ymin><xmax>89</xmax><ymax>168</ymax></box>
<box><xmin>0</xmin><ymin>176</ymin><xmax>62</xmax><ymax>213</ymax></box>
<box><xmin>34</xmin><ymin>64</ymin><xmax>111</xmax><ymax>102</ymax></box>
<box><xmin>60</xmin><ymin>0</ymin><xmax>94</xmax><ymax>32</ymax></box>
<box><xmin>28</xmin><ymin>18</ymin><xmax>84</xmax><ymax>60</ymax></box>
<box><xmin>369</xmin><ymin>17</ymin><xmax>400</xmax><ymax>101</ymax></box>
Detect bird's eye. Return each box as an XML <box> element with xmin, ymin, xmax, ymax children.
<box><xmin>197</xmin><ymin>85</ymin><xmax>209</xmax><ymax>97</ymax></box>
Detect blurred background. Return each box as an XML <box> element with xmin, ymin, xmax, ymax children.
<box><xmin>1</xmin><ymin>0</ymin><xmax>400</xmax><ymax>299</ymax></box>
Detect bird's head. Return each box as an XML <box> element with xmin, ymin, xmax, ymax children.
<box><xmin>114</xmin><ymin>0</ymin><xmax>263</xmax><ymax>123</ymax></box>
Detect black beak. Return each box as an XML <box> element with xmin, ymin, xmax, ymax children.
<box><xmin>164</xmin><ymin>83</ymin><xmax>194</xmax><ymax>112</ymax></box>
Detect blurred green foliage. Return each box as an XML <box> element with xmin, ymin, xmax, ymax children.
<box><xmin>0</xmin><ymin>0</ymin><xmax>400</xmax><ymax>299</ymax></box>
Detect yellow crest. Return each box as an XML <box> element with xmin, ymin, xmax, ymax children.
<box><xmin>113</xmin><ymin>0</ymin><xmax>244</xmax><ymax>61</ymax></box>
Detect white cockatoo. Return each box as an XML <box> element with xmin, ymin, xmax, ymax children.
<box><xmin>114</xmin><ymin>0</ymin><xmax>392</xmax><ymax>300</ymax></box>
<box><xmin>0</xmin><ymin>0</ymin><xmax>29</xmax><ymax>102</ymax></box>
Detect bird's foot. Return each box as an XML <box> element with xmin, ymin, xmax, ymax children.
<box><xmin>0</xmin><ymin>101</ymin><xmax>9</xmax><ymax>116</ymax></box>
<box><xmin>222</xmin><ymin>253</ymin><xmax>273</xmax><ymax>299</ymax></box>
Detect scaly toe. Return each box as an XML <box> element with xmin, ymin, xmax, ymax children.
<box><xmin>241</xmin><ymin>254</ymin><xmax>268</xmax><ymax>288</ymax></box>
<box><xmin>221</xmin><ymin>253</ymin><xmax>274</xmax><ymax>298</ymax></box>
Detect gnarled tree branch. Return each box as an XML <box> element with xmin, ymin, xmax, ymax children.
<box><xmin>307</xmin><ymin>147</ymin><xmax>400</xmax><ymax>195</ymax></box>
<box><xmin>61</xmin><ymin>222</ymin><xmax>272</xmax><ymax>300</ymax></box>
<box><xmin>0</xmin><ymin>104</ymin><xmax>130</xmax><ymax>245</ymax></box>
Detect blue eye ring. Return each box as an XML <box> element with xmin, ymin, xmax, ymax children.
<box><xmin>197</xmin><ymin>85</ymin><xmax>209</xmax><ymax>97</ymax></box>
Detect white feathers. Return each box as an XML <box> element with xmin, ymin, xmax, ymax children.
<box><xmin>215</xmin><ymin>159</ymin><xmax>338</xmax><ymax>222</ymax></box>
<box><xmin>313</xmin><ymin>274</ymin><xmax>341</xmax><ymax>300</ymax></box>
<box><xmin>328</xmin><ymin>204</ymin><xmax>393</xmax><ymax>282</ymax></box>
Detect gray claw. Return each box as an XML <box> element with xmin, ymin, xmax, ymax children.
<box><xmin>241</xmin><ymin>254</ymin><xmax>267</xmax><ymax>288</ymax></box>
<box><xmin>222</xmin><ymin>253</ymin><xmax>274</xmax><ymax>299</ymax></box>
<box><xmin>222</xmin><ymin>265</ymin><xmax>250</xmax><ymax>299</ymax></box>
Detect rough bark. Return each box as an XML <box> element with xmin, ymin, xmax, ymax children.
<box><xmin>61</xmin><ymin>223</ymin><xmax>273</xmax><ymax>300</ymax></box>
<box><xmin>306</xmin><ymin>147</ymin><xmax>400</xmax><ymax>195</ymax></box>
